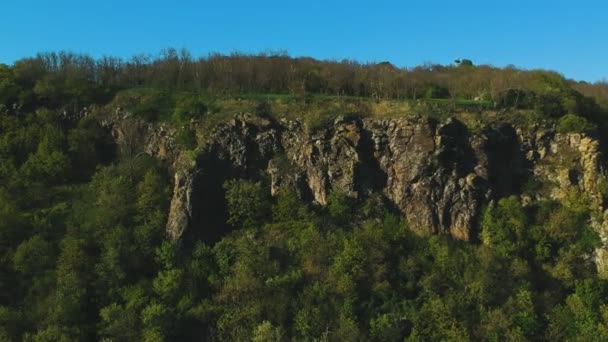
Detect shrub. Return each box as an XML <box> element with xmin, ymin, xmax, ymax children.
<box><xmin>327</xmin><ymin>191</ymin><xmax>354</xmax><ymax>224</ymax></box>
<box><xmin>111</xmin><ymin>89</ymin><xmax>172</xmax><ymax>121</ymax></box>
<box><xmin>535</xmin><ymin>93</ymin><xmax>566</xmax><ymax>118</ymax></box>
<box><xmin>424</xmin><ymin>85</ymin><xmax>450</xmax><ymax>99</ymax></box>
<box><xmin>176</xmin><ymin>126</ymin><xmax>197</xmax><ymax>149</ymax></box>
<box><xmin>556</xmin><ymin>114</ymin><xmax>596</xmax><ymax>133</ymax></box>
<box><xmin>223</xmin><ymin>179</ymin><xmax>271</xmax><ymax>229</ymax></box>
<box><xmin>173</xmin><ymin>94</ymin><xmax>208</xmax><ymax>123</ymax></box>
<box><xmin>480</xmin><ymin>196</ymin><xmax>527</xmax><ymax>257</ymax></box>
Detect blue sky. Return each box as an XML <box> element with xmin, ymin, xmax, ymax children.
<box><xmin>1</xmin><ymin>0</ymin><xmax>607</xmax><ymax>82</ymax></box>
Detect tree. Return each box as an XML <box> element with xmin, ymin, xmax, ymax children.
<box><xmin>68</xmin><ymin>117</ymin><xmax>115</xmax><ymax>179</ymax></box>
<box><xmin>98</xmin><ymin>303</ymin><xmax>141</xmax><ymax>341</ymax></box>
<box><xmin>0</xmin><ymin>64</ymin><xmax>19</xmax><ymax>106</ymax></box>
<box><xmin>223</xmin><ymin>179</ymin><xmax>271</xmax><ymax>229</ymax></box>
<box><xmin>13</xmin><ymin>235</ymin><xmax>52</xmax><ymax>277</ymax></box>
<box><xmin>556</xmin><ymin>113</ymin><xmax>596</xmax><ymax>133</ymax></box>
<box><xmin>19</xmin><ymin>119</ymin><xmax>71</xmax><ymax>185</ymax></box>
<box><xmin>141</xmin><ymin>302</ymin><xmax>169</xmax><ymax>341</ymax></box>
<box><xmin>481</xmin><ymin>196</ymin><xmax>527</xmax><ymax>258</ymax></box>
<box><xmin>326</xmin><ymin>191</ymin><xmax>354</xmax><ymax>225</ymax></box>
<box><xmin>252</xmin><ymin>321</ymin><xmax>283</xmax><ymax>342</ymax></box>
<box><xmin>134</xmin><ymin>169</ymin><xmax>169</xmax><ymax>259</ymax></box>
<box><xmin>114</xmin><ymin>119</ymin><xmax>147</xmax><ymax>183</ymax></box>
<box><xmin>455</xmin><ymin>59</ymin><xmax>474</xmax><ymax>67</ymax></box>
<box><xmin>50</xmin><ymin>237</ymin><xmax>89</xmax><ymax>334</ymax></box>
<box><xmin>23</xmin><ymin>325</ymin><xmax>74</xmax><ymax>342</ymax></box>
<box><xmin>272</xmin><ymin>187</ymin><xmax>308</xmax><ymax>222</ymax></box>
<box><xmin>90</xmin><ymin>165</ymin><xmax>134</xmax><ymax>230</ymax></box>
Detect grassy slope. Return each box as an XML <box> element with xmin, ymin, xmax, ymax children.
<box><xmin>101</xmin><ymin>87</ymin><xmax>546</xmax><ymax>135</ymax></box>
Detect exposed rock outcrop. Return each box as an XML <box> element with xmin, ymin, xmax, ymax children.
<box><xmin>166</xmin><ymin>167</ymin><xmax>197</xmax><ymax>240</ymax></box>
<box><xmin>124</xmin><ymin>113</ymin><xmax>606</xmax><ymax>270</ymax></box>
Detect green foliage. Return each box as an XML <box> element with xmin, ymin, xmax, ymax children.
<box><xmin>327</xmin><ymin>191</ymin><xmax>355</xmax><ymax>224</ymax></box>
<box><xmin>2</xmin><ymin>50</ymin><xmax>608</xmax><ymax>341</ymax></box>
<box><xmin>556</xmin><ymin>113</ymin><xmax>596</xmax><ymax>133</ymax></box>
<box><xmin>13</xmin><ymin>235</ymin><xmax>53</xmax><ymax>276</ymax></box>
<box><xmin>172</xmin><ymin>93</ymin><xmax>208</xmax><ymax>123</ymax></box>
<box><xmin>90</xmin><ymin>165</ymin><xmax>134</xmax><ymax>228</ymax></box>
<box><xmin>18</xmin><ymin>116</ymin><xmax>71</xmax><ymax>184</ymax></box>
<box><xmin>252</xmin><ymin>321</ymin><xmax>283</xmax><ymax>342</ymax></box>
<box><xmin>23</xmin><ymin>325</ymin><xmax>75</xmax><ymax>342</ymax></box>
<box><xmin>137</xmin><ymin>169</ymin><xmax>169</xmax><ymax>218</ymax></box>
<box><xmin>98</xmin><ymin>302</ymin><xmax>140</xmax><ymax>341</ymax></box>
<box><xmin>535</xmin><ymin>92</ymin><xmax>567</xmax><ymax>118</ymax></box>
<box><xmin>272</xmin><ymin>187</ymin><xmax>309</xmax><ymax>222</ymax></box>
<box><xmin>111</xmin><ymin>88</ymin><xmax>172</xmax><ymax>121</ymax></box>
<box><xmin>176</xmin><ymin>126</ymin><xmax>197</xmax><ymax>149</ymax></box>
<box><xmin>0</xmin><ymin>190</ymin><xmax>27</xmax><ymax>253</ymax></box>
<box><xmin>153</xmin><ymin>269</ymin><xmax>184</xmax><ymax>301</ymax></box>
<box><xmin>0</xmin><ymin>64</ymin><xmax>19</xmax><ymax>106</ymax></box>
<box><xmin>141</xmin><ymin>302</ymin><xmax>168</xmax><ymax>331</ymax></box>
<box><xmin>68</xmin><ymin>117</ymin><xmax>115</xmax><ymax>178</ymax></box>
<box><xmin>481</xmin><ymin>196</ymin><xmax>527</xmax><ymax>257</ymax></box>
<box><xmin>223</xmin><ymin>179</ymin><xmax>271</xmax><ymax>229</ymax></box>
<box><xmin>455</xmin><ymin>59</ymin><xmax>474</xmax><ymax>67</ymax></box>
<box><xmin>424</xmin><ymin>84</ymin><xmax>450</xmax><ymax>99</ymax></box>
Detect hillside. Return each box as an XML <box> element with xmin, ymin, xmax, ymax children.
<box><xmin>2</xmin><ymin>51</ymin><xmax>608</xmax><ymax>340</ymax></box>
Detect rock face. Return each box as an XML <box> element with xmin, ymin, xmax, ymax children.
<box><xmin>166</xmin><ymin>168</ymin><xmax>198</xmax><ymax>240</ymax></box>
<box><xmin>518</xmin><ymin>129</ymin><xmax>608</xmax><ymax>274</ymax></box>
<box><xmin>113</xmin><ymin>111</ymin><xmax>608</xmax><ymax>280</ymax></box>
<box><xmin>160</xmin><ymin>114</ymin><xmax>606</xmax><ymax>248</ymax></box>
<box><xmin>270</xmin><ymin>116</ymin><xmax>490</xmax><ymax>241</ymax></box>
<box><xmin>102</xmin><ymin>110</ymin><xmax>608</xmax><ymax>275</ymax></box>
<box><xmin>360</xmin><ymin>117</ymin><xmax>484</xmax><ymax>240</ymax></box>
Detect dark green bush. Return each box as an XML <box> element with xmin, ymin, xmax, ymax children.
<box><xmin>327</xmin><ymin>191</ymin><xmax>355</xmax><ymax>224</ymax></box>
<box><xmin>556</xmin><ymin>114</ymin><xmax>596</xmax><ymax>133</ymax></box>
<box><xmin>535</xmin><ymin>93</ymin><xmax>566</xmax><ymax>118</ymax></box>
<box><xmin>176</xmin><ymin>126</ymin><xmax>197</xmax><ymax>149</ymax></box>
<box><xmin>173</xmin><ymin>94</ymin><xmax>208</xmax><ymax>122</ymax></box>
<box><xmin>223</xmin><ymin>179</ymin><xmax>271</xmax><ymax>229</ymax></box>
<box><xmin>424</xmin><ymin>84</ymin><xmax>450</xmax><ymax>99</ymax></box>
<box><xmin>112</xmin><ymin>89</ymin><xmax>172</xmax><ymax>121</ymax></box>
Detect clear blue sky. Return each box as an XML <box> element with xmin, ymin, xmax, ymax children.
<box><xmin>1</xmin><ymin>0</ymin><xmax>607</xmax><ymax>82</ymax></box>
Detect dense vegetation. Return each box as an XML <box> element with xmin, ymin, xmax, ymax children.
<box><xmin>2</xmin><ymin>51</ymin><xmax>608</xmax><ymax>341</ymax></box>
<box><xmin>2</xmin><ymin>49</ymin><xmax>607</xmax><ymax>123</ymax></box>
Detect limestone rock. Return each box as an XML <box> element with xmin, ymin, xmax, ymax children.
<box><xmin>166</xmin><ymin>169</ymin><xmax>197</xmax><ymax>240</ymax></box>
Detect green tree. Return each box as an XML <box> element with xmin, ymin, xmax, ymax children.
<box><xmin>326</xmin><ymin>191</ymin><xmax>354</xmax><ymax>225</ymax></box>
<box><xmin>556</xmin><ymin>113</ymin><xmax>596</xmax><ymax>133</ymax></box>
<box><xmin>272</xmin><ymin>187</ymin><xmax>308</xmax><ymax>222</ymax></box>
<box><xmin>252</xmin><ymin>321</ymin><xmax>283</xmax><ymax>342</ymax></box>
<box><xmin>98</xmin><ymin>303</ymin><xmax>141</xmax><ymax>341</ymax></box>
<box><xmin>223</xmin><ymin>179</ymin><xmax>271</xmax><ymax>229</ymax></box>
<box><xmin>481</xmin><ymin>197</ymin><xmax>527</xmax><ymax>258</ymax></box>
<box><xmin>0</xmin><ymin>64</ymin><xmax>19</xmax><ymax>106</ymax></box>
<box><xmin>23</xmin><ymin>325</ymin><xmax>74</xmax><ymax>342</ymax></box>
<box><xmin>13</xmin><ymin>235</ymin><xmax>53</xmax><ymax>277</ymax></box>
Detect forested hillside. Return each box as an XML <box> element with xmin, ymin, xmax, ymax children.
<box><xmin>2</xmin><ymin>51</ymin><xmax>608</xmax><ymax>341</ymax></box>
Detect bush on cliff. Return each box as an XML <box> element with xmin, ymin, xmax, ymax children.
<box><xmin>556</xmin><ymin>113</ymin><xmax>596</xmax><ymax>133</ymax></box>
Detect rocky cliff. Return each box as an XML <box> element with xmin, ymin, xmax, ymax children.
<box><xmin>107</xmin><ymin>112</ymin><xmax>608</xmax><ymax>272</ymax></box>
